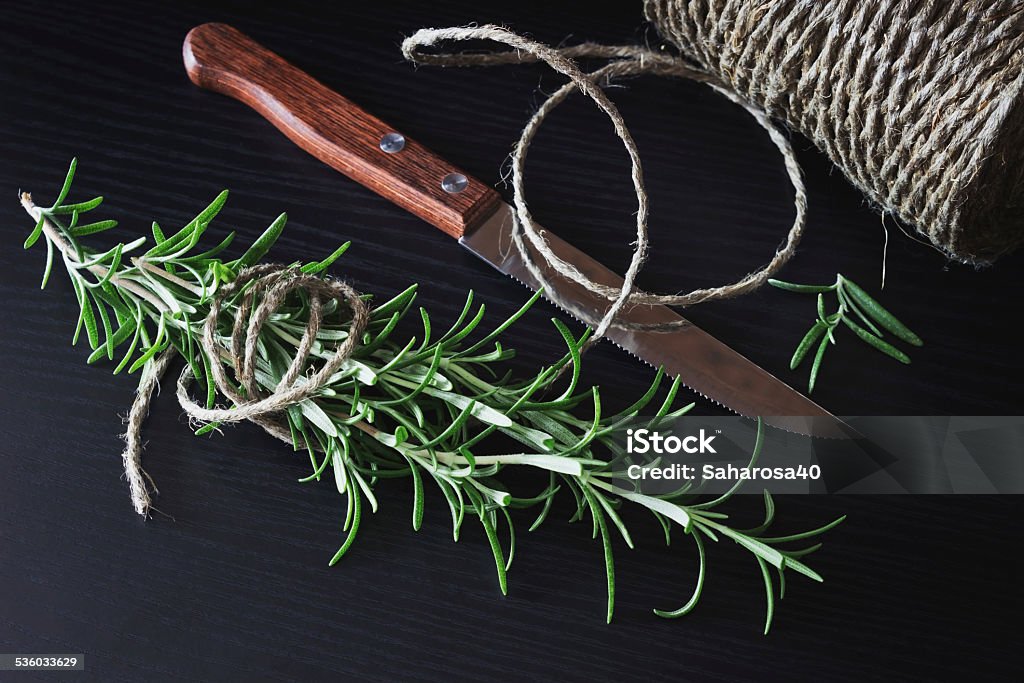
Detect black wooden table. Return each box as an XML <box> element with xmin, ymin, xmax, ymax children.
<box><xmin>1</xmin><ymin>1</ymin><xmax>1020</xmax><ymax>680</ymax></box>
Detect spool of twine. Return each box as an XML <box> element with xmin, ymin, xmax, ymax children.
<box><xmin>645</xmin><ymin>0</ymin><xmax>1024</xmax><ymax>264</ymax></box>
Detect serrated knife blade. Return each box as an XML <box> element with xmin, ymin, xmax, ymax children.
<box><xmin>461</xmin><ymin>204</ymin><xmax>846</xmax><ymax>437</ymax></box>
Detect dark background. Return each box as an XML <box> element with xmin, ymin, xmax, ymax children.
<box><xmin>1</xmin><ymin>1</ymin><xmax>1020</xmax><ymax>681</ymax></box>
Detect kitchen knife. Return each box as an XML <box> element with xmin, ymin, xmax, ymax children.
<box><xmin>183</xmin><ymin>22</ymin><xmax>847</xmax><ymax>436</ymax></box>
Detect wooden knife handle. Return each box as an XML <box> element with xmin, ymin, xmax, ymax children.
<box><xmin>183</xmin><ymin>22</ymin><xmax>500</xmax><ymax>239</ymax></box>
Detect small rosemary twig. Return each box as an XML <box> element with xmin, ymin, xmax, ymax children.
<box><xmin>770</xmin><ymin>274</ymin><xmax>923</xmax><ymax>393</ymax></box>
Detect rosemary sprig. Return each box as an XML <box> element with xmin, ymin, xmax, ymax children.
<box><xmin>769</xmin><ymin>275</ymin><xmax>923</xmax><ymax>393</ymax></box>
<box><xmin>20</xmin><ymin>159</ymin><xmax>844</xmax><ymax>632</ymax></box>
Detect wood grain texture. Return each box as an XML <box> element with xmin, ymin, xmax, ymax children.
<box><xmin>183</xmin><ymin>22</ymin><xmax>500</xmax><ymax>238</ymax></box>
<box><xmin>0</xmin><ymin>1</ymin><xmax>1021</xmax><ymax>681</ymax></box>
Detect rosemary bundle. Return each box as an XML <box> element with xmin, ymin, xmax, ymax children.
<box><xmin>19</xmin><ymin>160</ymin><xmax>843</xmax><ymax>632</ymax></box>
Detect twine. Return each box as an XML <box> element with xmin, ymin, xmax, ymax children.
<box><xmin>121</xmin><ymin>348</ymin><xmax>174</xmax><ymax>515</ymax></box>
<box><xmin>644</xmin><ymin>0</ymin><xmax>1024</xmax><ymax>263</ymax></box>
<box><xmin>403</xmin><ymin>26</ymin><xmax>808</xmax><ymax>338</ymax></box>
<box><xmin>127</xmin><ymin>264</ymin><xmax>370</xmax><ymax>516</ymax></box>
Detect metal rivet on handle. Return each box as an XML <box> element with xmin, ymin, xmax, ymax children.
<box><xmin>379</xmin><ymin>132</ymin><xmax>405</xmax><ymax>153</ymax></box>
<box><xmin>441</xmin><ymin>172</ymin><xmax>468</xmax><ymax>194</ymax></box>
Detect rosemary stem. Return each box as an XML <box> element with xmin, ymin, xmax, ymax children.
<box><xmin>132</xmin><ymin>256</ymin><xmax>205</xmax><ymax>295</ymax></box>
<box><xmin>20</xmin><ymin>193</ymin><xmax>169</xmax><ymax>313</ymax></box>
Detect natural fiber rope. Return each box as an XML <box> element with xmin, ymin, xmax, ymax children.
<box><xmin>644</xmin><ymin>0</ymin><xmax>1024</xmax><ymax>264</ymax></box>
<box><xmin>124</xmin><ymin>264</ymin><xmax>370</xmax><ymax>516</ymax></box>
<box><xmin>403</xmin><ymin>26</ymin><xmax>809</xmax><ymax>338</ymax></box>
<box><xmin>120</xmin><ymin>348</ymin><xmax>174</xmax><ymax>515</ymax></box>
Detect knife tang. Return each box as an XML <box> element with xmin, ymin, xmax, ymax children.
<box><xmin>183</xmin><ymin>22</ymin><xmax>501</xmax><ymax>239</ymax></box>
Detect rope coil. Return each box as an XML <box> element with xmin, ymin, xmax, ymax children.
<box><xmin>127</xmin><ymin>265</ymin><xmax>369</xmax><ymax>515</ymax></box>
<box><xmin>403</xmin><ymin>25</ymin><xmax>809</xmax><ymax>338</ymax></box>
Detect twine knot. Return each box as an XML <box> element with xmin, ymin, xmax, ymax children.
<box><xmin>125</xmin><ymin>264</ymin><xmax>369</xmax><ymax>516</ymax></box>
